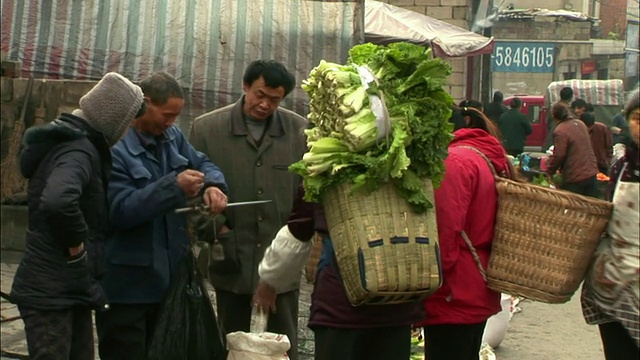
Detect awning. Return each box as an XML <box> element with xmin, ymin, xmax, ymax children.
<box><xmin>365</xmin><ymin>0</ymin><xmax>495</xmax><ymax>58</ymax></box>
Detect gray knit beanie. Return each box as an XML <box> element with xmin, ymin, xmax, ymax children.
<box><xmin>78</xmin><ymin>72</ymin><xmax>144</xmax><ymax>146</ymax></box>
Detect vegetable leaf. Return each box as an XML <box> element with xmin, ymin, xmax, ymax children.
<box><xmin>292</xmin><ymin>42</ymin><xmax>454</xmax><ymax>213</ymax></box>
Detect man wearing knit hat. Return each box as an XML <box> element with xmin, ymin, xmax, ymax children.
<box><xmin>10</xmin><ymin>72</ymin><xmax>145</xmax><ymax>359</ymax></box>
<box><xmin>95</xmin><ymin>71</ymin><xmax>229</xmax><ymax>360</ymax></box>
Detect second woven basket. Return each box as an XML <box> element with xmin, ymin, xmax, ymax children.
<box><xmin>487</xmin><ymin>178</ymin><xmax>613</xmax><ymax>303</ymax></box>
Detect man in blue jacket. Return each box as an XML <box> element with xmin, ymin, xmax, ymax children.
<box><xmin>95</xmin><ymin>71</ymin><xmax>228</xmax><ymax>360</ymax></box>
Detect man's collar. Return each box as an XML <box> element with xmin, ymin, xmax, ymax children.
<box><xmin>122</xmin><ymin>127</ymin><xmax>174</xmax><ymax>156</ymax></box>
<box><xmin>134</xmin><ymin>130</ymin><xmax>157</xmax><ymax>148</ymax></box>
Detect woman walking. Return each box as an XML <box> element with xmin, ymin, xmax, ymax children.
<box><xmin>416</xmin><ymin>107</ymin><xmax>522</xmax><ymax>359</ymax></box>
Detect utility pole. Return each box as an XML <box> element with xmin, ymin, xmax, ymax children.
<box><xmin>470</xmin><ymin>0</ymin><xmax>495</xmax><ymax>104</ymax></box>
<box><xmin>481</xmin><ymin>24</ymin><xmax>493</xmax><ymax>104</ymax></box>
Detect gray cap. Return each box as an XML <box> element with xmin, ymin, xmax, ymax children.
<box><xmin>79</xmin><ymin>72</ymin><xmax>144</xmax><ymax>146</ymax></box>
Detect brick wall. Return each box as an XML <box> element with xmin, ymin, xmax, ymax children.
<box><xmin>444</xmin><ymin>58</ymin><xmax>466</xmax><ymax>101</ymax></box>
<box><xmin>383</xmin><ymin>0</ymin><xmax>472</xmax><ymax>102</ymax></box>
<box><xmin>598</xmin><ymin>0</ymin><xmax>628</xmax><ymax>38</ymax></box>
<box><xmin>493</xmin><ymin>18</ymin><xmax>592</xmax><ymax>41</ymax></box>
<box><xmin>608</xmin><ymin>58</ymin><xmax>626</xmax><ymax>80</ymax></box>
<box><xmin>490</xmin><ymin>17</ymin><xmax>599</xmax><ymax>98</ymax></box>
<box><xmin>503</xmin><ymin>0</ymin><xmax>590</xmax><ymax>13</ymax></box>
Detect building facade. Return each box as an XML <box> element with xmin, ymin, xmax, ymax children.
<box><xmin>384</xmin><ymin>0</ymin><xmax>634</xmax><ymax>102</ymax></box>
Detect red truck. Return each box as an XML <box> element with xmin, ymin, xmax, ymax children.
<box><xmin>503</xmin><ymin>79</ymin><xmax>625</xmax><ymax>152</ymax></box>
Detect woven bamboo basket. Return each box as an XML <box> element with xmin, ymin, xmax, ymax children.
<box><xmin>487</xmin><ymin>178</ymin><xmax>613</xmax><ymax>303</ymax></box>
<box><xmin>304</xmin><ymin>233</ymin><xmax>324</xmax><ymax>284</ymax></box>
<box><xmin>322</xmin><ymin>180</ymin><xmax>442</xmax><ymax>306</ymax></box>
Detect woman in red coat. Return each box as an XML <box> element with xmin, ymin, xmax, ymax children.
<box><xmin>416</xmin><ymin>107</ymin><xmax>520</xmax><ymax>359</ymax></box>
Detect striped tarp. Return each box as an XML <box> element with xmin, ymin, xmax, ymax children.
<box><xmin>1</xmin><ymin>0</ymin><xmax>364</xmax><ymax>130</ymax></box>
<box><xmin>545</xmin><ymin>79</ymin><xmax>625</xmax><ymax>106</ymax></box>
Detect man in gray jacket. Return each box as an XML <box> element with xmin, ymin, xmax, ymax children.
<box><xmin>189</xmin><ymin>60</ymin><xmax>307</xmax><ymax>360</ymax></box>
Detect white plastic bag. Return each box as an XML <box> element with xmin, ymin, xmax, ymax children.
<box><xmin>226</xmin><ymin>332</ymin><xmax>290</xmax><ymax>360</ymax></box>
<box><xmin>250</xmin><ymin>307</ymin><xmax>268</xmax><ymax>334</ymax></box>
<box><xmin>479</xmin><ymin>343</ymin><xmax>497</xmax><ymax>360</ymax></box>
<box><xmin>227</xmin><ymin>306</ymin><xmax>289</xmax><ymax>360</ymax></box>
<box><xmin>482</xmin><ymin>293</ymin><xmax>512</xmax><ymax>348</ymax></box>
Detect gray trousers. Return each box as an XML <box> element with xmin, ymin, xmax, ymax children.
<box><xmin>215</xmin><ymin>289</ymin><xmax>299</xmax><ymax>360</ymax></box>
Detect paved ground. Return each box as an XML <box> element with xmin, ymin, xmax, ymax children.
<box><xmin>1</xmin><ymin>259</ymin><xmax>31</xmax><ymax>360</ymax></box>
<box><xmin>0</xmin><ymin>251</ymin><xmax>315</xmax><ymax>360</ymax></box>
<box><xmin>1</xmin><ymin>251</ymin><xmax>606</xmax><ymax>359</ymax></box>
<box><xmin>494</xmin><ymin>294</ymin><xmax>603</xmax><ymax>360</ymax></box>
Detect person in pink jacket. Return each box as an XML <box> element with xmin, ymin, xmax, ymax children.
<box><xmin>416</xmin><ymin>107</ymin><xmax>523</xmax><ymax>359</ymax></box>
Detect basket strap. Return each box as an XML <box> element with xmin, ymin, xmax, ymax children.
<box><xmin>460</xmin><ymin>231</ymin><xmax>487</xmax><ymax>283</ymax></box>
<box><xmin>456</xmin><ymin>146</ymin><xmax>501</xmax><ymax>178</ymax></box>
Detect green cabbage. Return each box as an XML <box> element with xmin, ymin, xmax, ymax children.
<box><xmin>291</xmin><ymin>42</ymin><xmax>454</xmax><ymax>213</ymax></box>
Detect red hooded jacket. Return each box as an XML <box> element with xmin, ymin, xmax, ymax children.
<box><xmin>416</xmin><ymin>128</ymin><xmax>507</xmax><ymax>327</ymax></box>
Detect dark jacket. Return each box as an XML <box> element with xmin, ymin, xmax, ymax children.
<box><xmin>546</xmin><ymin>119</ymin><xmax>599</xmax><ymax>183</ymax></box>
<box><xmin>287</xmin><ymin>186</ymin><xmax>423</xmax><ymax>329</ymax></box>
<box><xmin>189</xmin><ymin>98</ymin><xmax>307</xmax><ymax>294</ymax></box>
<box><xmin>589</xmin><ymin>122</ymin><xmax>613</xmax><ymax>174</ymax></box>
<box><xmin>484</xmin><ymin>101</ymin><xmax>508</xmax><ymax>124</ymax></box>
<box><xmin>102</xmin><ymin>126</ymin><xmax>227</xmax><ymax>304</ymax></box>
<box><xmin>10</xmin><ymin>114</ymin><xmax>109</xmax><ymax>311</ymax></box>
<box><xmin>611</xmin><ymin>113</ymin><xmax>630</xmax><ymax>146</ymax></box>
<box><xmin>498</xmin><ymin>108</ymin><xmax>533</xmax><ymax>154</ymax></box>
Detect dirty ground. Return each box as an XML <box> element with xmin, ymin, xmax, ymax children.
<box><xmin>1</xmin><ymin>250</ymin><xmax>604</xmax><ymax>359</ymax></box>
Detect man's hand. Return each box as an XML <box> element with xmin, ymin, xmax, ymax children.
<box><xmin>253</xmin><ymin>280</ymin><xmax>277</xmax><ymax>314</ymax></box>
<box><xmin>69</xmin><ymin>243</ymin><xmax>85</xmax><ymax>257</ymax></box>
<box><xmin>177</xmin><ymin>169</ymin><xmax>205</xmax><ymax>198</ymax></box>
<box><xmin>203</xmin><ymin>187</ymin><xmax>227</xmax><ymax>215</ymax></box>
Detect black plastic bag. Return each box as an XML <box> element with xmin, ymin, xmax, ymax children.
<box><xmin>148</xmin><ymin>248</ymin><xmax>227</xmax><ymax>360</ymax></box>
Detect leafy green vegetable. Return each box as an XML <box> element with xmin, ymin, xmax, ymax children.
<box><xmin>532</xmin><ymin>173</ymin><xmax>551</xmax><ymax>188</ymax></box>
<box><xmin>552</xmin><ymin>173</ymin><xmax>563</xmax><ymax>186</ymax></box>
<box><xmin>291</xmin><ymin>42</ymin><xmax>454</xmax><ymax>212</ymax></box>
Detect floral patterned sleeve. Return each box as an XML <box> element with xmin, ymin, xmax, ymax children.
<box><xmin>607</xmin><ymin>144</ymin><xmax>640</xmax><ymax>201</ymax></box>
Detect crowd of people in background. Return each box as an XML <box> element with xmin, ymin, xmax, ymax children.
<box><xmin>449</xmin><ymin>86</ymin><xmax>633</xmax><ymax>198</ymax></box>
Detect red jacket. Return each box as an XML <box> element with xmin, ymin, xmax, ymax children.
<box><xmin>417</xmin><ymin>128</ymin><xmax>505</xmax><ymax>326</ymax></box>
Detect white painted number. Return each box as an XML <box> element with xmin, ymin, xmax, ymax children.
<box><xmin>495</xmin><ymin>44</ymin><xmax>554</xmax><ymax>70</ymax></box>
<box><xmin>504</xmin><ymin>47</ymin><xmax>512</xmax><ymax>66</ymax></box>
<box><xmin>513</xmin><ymin>47</ymin><xmax>521</xmax><ymax>66</ymax></box>
<box><xmin>495</xmin><ymin>46</ymin><xmax>504</xmax><ymax>66</ymax></box>
<box><xmin>537</xmin><ymin>47</ymin><xmax>544</xmax><ymax>67</ymax></box>
<box><xmin>521</xmin><ymin>48</ymin><xmax>530</xmax><ymax>67</ymax></box>
<box><xmin>545</xmin><ymin>47</ymin><xmax>554</xmax><ymax>67</ymax></box>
